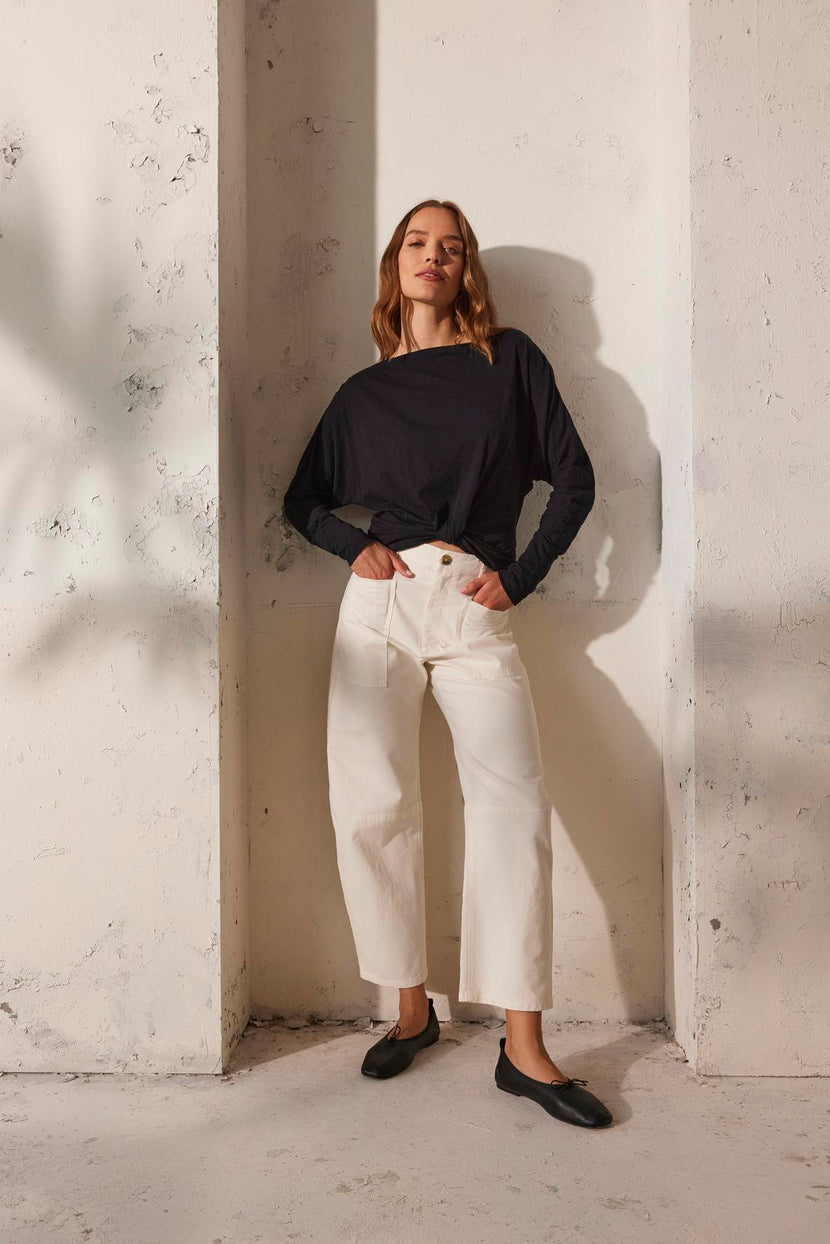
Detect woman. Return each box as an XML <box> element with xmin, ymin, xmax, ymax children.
<box><xmin>283</xmin><ymin>199</ymin><xmax>611</xmax><ymax>1129</ymax></box>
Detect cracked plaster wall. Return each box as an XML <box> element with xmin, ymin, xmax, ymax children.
<box><xmin>0</xmin><ymin>1</ymin><xmax>247</xmax><ymax>1072</ymax></box>
<box><xmin>3</xmin><ymin>0</ymin><xmax>824</xmax><ymax>1078</ymax></box>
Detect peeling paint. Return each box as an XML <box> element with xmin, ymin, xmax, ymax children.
<box><xmin>170</xmin><ymin>124</ymin><xmax>210</xmax><ymax>192</ymax></box>
<box><xmin>123</xmin><ymin>465</ymin><xmax>217</xmax><ymax>592</ymax></box>
<box><xmin>27</xmin><ymin>506</ymin><xmax>98</xmax><ymax>549</ymax></box>
<box><xmin>259</xmin><ymin>1</ymin><xmax>282</xmax><ymax>31</ymax></box>
<box><xmin>107</xmin><ymin>83</ymin><xmax>211</xmax><ymax>213</ymax></box>
<box><xmin>0</xmin><ymin>124</ymin><xmax>25</xmax><ymax>192</ymax></box>
<box><xmin>146</xmin><ymin>257</ymin><xmax>185</xmax><ymax>303</ymax></box>
<box><xmin>120</xmin><ymin>368</ymin><xmax>165</xmax><ymax>415</ymax></box>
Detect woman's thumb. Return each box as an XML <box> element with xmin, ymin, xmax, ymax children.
<box><xmin>390</xmin><ymin>550</ymin><xmax>415</xmax><ymax>577</ymax></box>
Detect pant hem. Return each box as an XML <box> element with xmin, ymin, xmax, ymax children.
<box><xmin>457</xmin><ymin>992</ymin><xmax>554</xmax><ymax>1011</ymax></box>
<box><xmin>359</xmin><ymin>969</ymin><xmax>428</xmax><ymax>989</ymax></box>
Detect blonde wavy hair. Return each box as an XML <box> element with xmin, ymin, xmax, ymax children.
<box><xmin>370</xmin><ymin>198</ymin><xmax>513</xmax><ymax>364</ymax></box>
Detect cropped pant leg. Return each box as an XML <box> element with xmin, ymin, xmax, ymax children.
<box><xmin>326</xmin><ymin>577</ymin><xmax>430</xmax><ymax>987</ymax></box>
<box><xmin>326</xmin><ymin>541</ymin><xmax>554</xmax><ymax>1010</ymax></box>
<box><xmin>428</xmin><ymin>669</ymin><xmax>553</xmax><ymax>1011</ymax></box>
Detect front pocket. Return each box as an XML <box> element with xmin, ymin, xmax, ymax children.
<box><xmin>344</xmin><ymin>573</ymin><xmax>396</xmax><ymax>631</ymax></box>
<box><xmin>335</xmin><ymin>574</ymin><xmax>397</xmax><ymax>686</ymax></box>
<box><xmin>463</xmin><ymin>595</ymin><xmax>510</xmax><ymax>628</ymax></box>
<box><xmin>460</xmin><ymin>597</ymin><xmax>512</xmax><ymax>641</ymax></box>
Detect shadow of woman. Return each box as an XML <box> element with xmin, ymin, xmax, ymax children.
<box><xmin>419</xmin><ymin>249</ymin><xmax>663</xmax><ymax>1085</ymax></box>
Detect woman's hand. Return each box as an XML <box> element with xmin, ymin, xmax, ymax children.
<box><xmin>460</xmin><ymin>570</ymin><xmax>514</xmax><ymax>611</ymax></box>
<box><xmin>350</xmin><ymin>542</ymin><xmax>414</xmax><ymax>580</ymax></box>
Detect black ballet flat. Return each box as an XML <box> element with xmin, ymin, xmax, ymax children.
<box><xmin>494</xmin><ymin>1036</ymin><xmax>613</xmax><ymax>1128</ymax></box>
<box><xmin>361</xmin><ymin>996</ymin><xmax>440</xmax><ymax>1079</ymax></box>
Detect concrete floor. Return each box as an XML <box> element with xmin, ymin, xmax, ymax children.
<box><xmin>1</xmin><ymin>1016</ymin><xmax>828</xmax><ymax>1243</ymax></box>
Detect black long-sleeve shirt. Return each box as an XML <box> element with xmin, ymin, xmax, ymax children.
<box><xmin>282</xmin><ymin>326</ymin><xmax>595</xmax><ymax>606</ymax></box>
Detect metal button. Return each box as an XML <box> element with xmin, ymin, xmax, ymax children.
<box><xmin>440</xmin><ymin>553</ymin><xmax>452</xmax><ymax>564</ymax></box>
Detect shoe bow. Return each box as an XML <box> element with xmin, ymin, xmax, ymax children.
<box><xmin>550</xmin><ymin>1076</ymin><xmax>588</xmax><ymax>1089</ymax></box>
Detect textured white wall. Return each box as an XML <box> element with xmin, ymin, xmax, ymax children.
<box><xmin>4</xmin><ymin>0</ymin><xmax>823</xmax><ymax>1076</ymax></box>
<box><xmin>687</xmin><ymin>1</ymin><xmax>830</xmax><ymax>1074</ymax></box>
<box><xmin>0</xmin><ymin>2</ymin><xmax>244</xmax><ymax>1072</ymax></box>
<box><xmin>249</xmin><ymin>0</ymin><xmax>663</xmax><ymax>1023</ymax></box>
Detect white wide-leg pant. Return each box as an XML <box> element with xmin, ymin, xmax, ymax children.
<box><xmin>326</xmin><ymin>541</ymin><xmax>554</xmax><ymax>1011</ymax></box>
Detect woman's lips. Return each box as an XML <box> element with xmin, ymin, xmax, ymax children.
<box><xmin>417</xmin><ymin>272</ymin><xmax>443</xmax><ymax>281</ymax></box>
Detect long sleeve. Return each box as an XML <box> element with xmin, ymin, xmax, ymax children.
<box><xmin>282</xmin><ymin>383</ymin><xmax>377</xmax><ymax>566</ymax></box>
<box><xmin>498</xmin><ymin>340</ymin><xmax>595</xmax><ymax>606</ymax></box>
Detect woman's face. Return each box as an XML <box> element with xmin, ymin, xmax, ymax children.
<box><xmin>397</xmin><ymin>206</ymin><xmax>466</xmax><ymax>309</ymax></box>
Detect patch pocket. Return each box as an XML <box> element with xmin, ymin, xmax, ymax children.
<box><xmin>335</xmin><ymin>574</ymin><xmax>397</xmax><ymax>686</ymax></box>
<box><xmin>461</xmin><ymin>595</ymin><xmax>512</xmax><ymax>640</ymax></box>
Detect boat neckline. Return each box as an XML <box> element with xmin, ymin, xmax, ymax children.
<box><xmin>382</xmin><ymin>341</ymin><xmax>473</xmax><ymax>361</ymax></box>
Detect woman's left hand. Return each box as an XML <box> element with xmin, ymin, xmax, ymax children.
<box><xmin>459</xmin><ymin>571</ymin><xmax>514</xmax><ymax>611</ymax></box>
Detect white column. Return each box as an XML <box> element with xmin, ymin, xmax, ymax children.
<box><xmin>0</xmin><ymin>0</ymin><xmax>247</xmax><ymax>1073</ymax></box>
<box><xmin>662</xmin><ymin>0</ymin><xmax>830</xmax><ymax>1074</ymax></box>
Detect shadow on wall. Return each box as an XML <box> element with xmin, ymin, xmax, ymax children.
<box><xmin>0</xmin><ymin>111</ymin><xmax>218</xmax><ymax>693</ymax></box>
<box><xmin>418</xmin><ymin>247</ymin><xmax>665</xmax><ymax>1023</ymax></box>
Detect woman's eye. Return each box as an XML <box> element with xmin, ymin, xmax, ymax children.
<box><xmin>408</xmin><ymin>241</ymin><xmax>460</xmax><ymax>255</ymax></box>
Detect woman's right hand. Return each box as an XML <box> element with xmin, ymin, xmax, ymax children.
<box><xmin>350</xmin><ymin>542</ymin><xmax>414</xmax><ymax>580</ymax></box>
